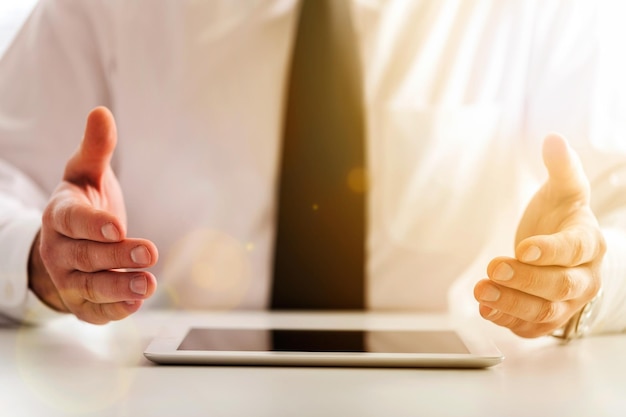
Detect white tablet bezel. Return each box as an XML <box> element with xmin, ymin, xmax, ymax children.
<box><xmin>144</xmin><ymin>316</ymin><xmax>503</xmax><ymax>368</ymax></box>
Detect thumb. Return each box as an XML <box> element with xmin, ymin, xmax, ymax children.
<box><xmin>64</xmin><ymin>106</ymin><xmax>117</xmax><ymax>186</ymax></box>
<box><xmin>542</xmin><ymin>133</ymin><xmax>590</xmax><ymax>202</ymax></box>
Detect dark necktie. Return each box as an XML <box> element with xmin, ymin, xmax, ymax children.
<box><xmin>271</xmin><ymin>0</ymin><xmax>366</xmax><ymax>310</ymax></box>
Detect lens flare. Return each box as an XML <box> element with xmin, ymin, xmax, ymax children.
<box><xmin>160</xmin><ymin>229</ymin><xmax>252</xmax><ymax>310</ymax></box>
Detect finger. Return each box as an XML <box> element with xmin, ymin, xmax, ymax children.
<box><xmin>73</xmin><ymin>300</ymin><xmax>145</xmax><ymax>325</ymax></box>
<box><xmin>474</xmin><ymin>279</ymin><xmax>569</xmax><ymax>324</ymax></box>
<box><xmin>542</xmin><ymin>133</ymin><xmax>589</xmax><ymax>201</ymax></box>
<box><xmin>477</xmin><ymin>306</ymin><xmax>560</xmax><ymax>338</ymax></box>
<box><xmin>51</xmin><ymin>236</ymin><xmax>158</xmax><ymax>272</ymax></box>
<box><xmin>487</xmin><ymin>257</ymin><xmax>590</xmax><ymax>301</ymax></box>
<box><xmin>45</xmin><ymin>194</ymin><xmax>124</xmax><ymax>242</ymax></box>
<box><xmin>59</xmin><ymin>270</ymin><xmax>157</xmax><ymax>304</ymax></box>
<box><xmin>515</xmin><ymin>225</ymin><xmax>605</xmax><ymax>267</ymax></box>
<box><xmin>64</xmin><ymin>106</ymin><xmax>117</xmax><ymax>187</ymax></box>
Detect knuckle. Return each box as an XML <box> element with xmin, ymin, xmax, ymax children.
<box><xmin>536</xmin><ymin>301</ymin><xmax>559</xmax><ymax>323</ymax></box>
<box><xmin>93</xmin><ymin>304</ymin><xmax>112</xmax><ymax>324</ymax></box>
<box><xmin>57</xmin><ymin>203</ymin><xmax>75</xmax><ymax>237</ymax></box>
<box><xmin>507</xmin><ymin>294</ymin><xmax>526</xmax><ymax>317</ymax></box>
<box><xmin>80</xmin><ymin>272</ymin><xmax>128</xmax><ymax>303</ymax></box>
<box><xmin>42</xmin><ymin>205</ymin><xmax>55</xmax><ymax>228</ymax></box>
<box><xmin>73</xmin><ymin>242</ymin><xmax>95</xmax><ymax>271</ymax></box>
<box><xmin>520</xmin><ymin>268</ymin><xmax>541</xmax><ymax>293</ymax></box>
<box><xmin>38</xmin><ymin>238</ymin><xmax>54</xmax><ymax>267</ymax></box>
<box><xmin>48</xmin><ymin>197</ymin><xmax>81</xmax><ymax>238</ymax></box>
<box><xmin>112</xmin><ymin>244</ymin><xmax>128</xmax><ymax>268</ymax></box>
<box><xmin>569</xmin><ymin>237</ymin><xmax>585</xmax><ymax>265</ymax></box>
<box><xmin>77</xmin><ymin>303</ymin><xmax>110</xmax><ymax>325</ymax></box>
<box><xmin>114</xmin><ymin>276</ymin><xmax>129</xmax><ymax>299</ymax></box>
<box><xmin>82</xmin><ymin>274</ymin><xmax>97</xmax><ymax>302</ymax></box>
<box><xmin>498</xmin><ymin>314</ymin><xmax>519</xmax><ymax>329</ymax></box>
<box><xmin>103</xmin><ymin>303</ymin><xmax>130</xmax><ymax>322</ymax></box>
<box><xmin>555</xmin><ymin>271</ymin><xmax>579</xmax><ymax>301</ymax></box>
<box><xmin>493</xmin><ymin>313</ymin><xmax>555</xmax><ymax>339</ymax></box>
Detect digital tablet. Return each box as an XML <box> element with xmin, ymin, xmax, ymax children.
<box><xmin>144</xmin><ymin>324</ymin><xmax>503</xmax><ymax>368</ymax></box>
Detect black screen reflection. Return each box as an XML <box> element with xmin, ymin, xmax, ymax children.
<box><xmin>178</xmin><ymin>328</ymin><xmax>470</xmax><ymax>354</ymax></box>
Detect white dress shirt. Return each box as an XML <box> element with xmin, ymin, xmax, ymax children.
<box><xmin>1</xmin><ymin>0</ymin><xmax>626</xmax><ymax>334</ymax></box>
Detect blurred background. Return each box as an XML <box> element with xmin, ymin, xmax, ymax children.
<box><xmin>0</xmin><ymin>0</ymin><xmax>38</xmax><ymax>56</ymax></box>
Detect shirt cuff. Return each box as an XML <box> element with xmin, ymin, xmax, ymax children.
<box><xmin>0</xmin><ymin>211</ymin><xmax>66</xmax><ymax>324</ymax></box>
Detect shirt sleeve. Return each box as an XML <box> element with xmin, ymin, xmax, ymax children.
<box><xmin>588</xmin><ymin>165</ymin><xmax>626</xmax><ymax>334</ymax></box>
<box><xmin>0</xmin><ymin>196</ymin><xmax>66</xmax><ymax>324</ymax></box>
<box><xmin>0</xmin><ymin>0</ymin><xmax>113</xmax><ymax>323</ymax></box>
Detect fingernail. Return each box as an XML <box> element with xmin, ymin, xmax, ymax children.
<box><xmin>130</xmin><ymin>275</ymin><xmax>147</xmax><ymax>295</ymax></box>
<box><xmin>493</xmin><ymin>262</ymin><xmax>514</xmax><ymax>281</ymax></box>
<box><xmin>480</xmin><ymin>284</ymin><xmax>500</xmax><ymax>302</ymax></box>
<box><xmin>131</xmin><ymin>245</ymin><xmax>151</xmax><ymax>265</ymax></box>
<box><xmin>125</xmin><ymin>300</ymin><xmax>137</xmax><ymax>306</ymax></box>
<box><xmin>522</xmin><ymin>245</ymin><xmax>542</xmax><ymax>262</ymax></box>
<box><xmin>101</xmin><ymin>223</ymin><xmax>120</xmax><ymax>241</ymax></box>
<box><xmin>486</xmin><ymin>307</ymin><xmax>499</xmax><ymax>318</ymax></box>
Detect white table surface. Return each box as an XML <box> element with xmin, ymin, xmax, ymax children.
<box><xmin>2</xmin><ymin>310</ymin><xmax>625</xmax><ymax>417</ymax></box>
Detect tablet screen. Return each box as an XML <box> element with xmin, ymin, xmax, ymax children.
<box><xmin>177</xmin><ymin>328</ymin><xmax>470</xmax><ymax>354</ymax></box>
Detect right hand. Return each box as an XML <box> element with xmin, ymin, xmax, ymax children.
<box><xmin>29</xmin><ymin>107</ymin><xmax>158</xmax><ymax>324</ymax></box>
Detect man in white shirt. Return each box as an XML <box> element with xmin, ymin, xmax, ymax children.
<box><xmin>1</xmin><ymin>0</ymin><xmax>625</xmax><ymax>339</ymax></box>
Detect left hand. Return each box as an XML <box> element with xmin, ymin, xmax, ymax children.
<box><xmin>474</xmin><ymin>134</ymin><xmax>605</xmax><ymax>338</ymax></box>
